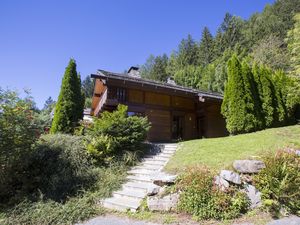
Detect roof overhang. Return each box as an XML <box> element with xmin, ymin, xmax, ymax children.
<box><xmin>91</xmin><ymin>70</ymin><xmax>223</xmax><ymax>101</ymax></box>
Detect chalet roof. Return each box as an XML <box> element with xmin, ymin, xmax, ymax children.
<box><xmin>91</xmin><ymin>69</ymin><xmax>223</xmax><ymax>100</ymax></box>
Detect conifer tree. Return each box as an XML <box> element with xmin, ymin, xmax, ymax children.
<box><xmin>198</xmin><ymin>27</ymin><xmax>214</xmax><ymax>66</ymax></box>
<box><xmin>50</xmin><ymin>59</ymin><xmax>84</xmax><ymax>133</ymax></box>
<box><xmin>252</xmin><ymin>64</ymin><xmax>275</xmax><ymax>128</ymax></box>
<box><xmin>241</xmin><ymin>59</ymin><xmax>264</xmax><ymax>131</ymax></box>
<box><xmin>221</xmin><ymin>54</ymin><xmax>247</xmax><ymax>134</ymax></box>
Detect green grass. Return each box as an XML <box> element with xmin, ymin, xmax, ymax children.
<box><xmin>166</xmin><ymin>125</ymin><xmax>300</xmax><ymax>173</ymax></box>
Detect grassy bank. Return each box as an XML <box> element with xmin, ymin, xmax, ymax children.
<box><xmin>166</xmin><ymin>125</ymin><xmax>300</xmax><ymax>173</ymax></box>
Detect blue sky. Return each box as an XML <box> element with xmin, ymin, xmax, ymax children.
<box><xmin>0</xmin><ymin>0</ymin><xmax>274</xmax><ymax>108</ymax></box>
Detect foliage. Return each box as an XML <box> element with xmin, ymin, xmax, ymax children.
<box><xmin>177</xmin><ymin>166</ymin><xmax>249</xmax><ymax>220</ymax></box>
<box><xmin>84</xmin><ymin>97</ymin><xmax>92</xmax><ymax>108</ymax></box>
<box><xmin>173</xmin><ymin>65</ymin><xmax>202</xmax><ymax>88</ymax></box>
<box><xmin>1</xmin><ymin>161</ymin><xmax>128</xmax><ymax>225</ymax></box>
<box><xmin>0</xmin><ymin>88</ymin><xmax>40</xmax><ymax>202</ymax></box>
<box><xmin>253</xmin><ymin>150</ymin><xmax>300</xmax><ymax>216</ymax></box>
<box><xmin>140</xmin><ymin>0</ymin><xmax>300</xmax><ymax>98</ymax></box>
<box><xmin>221</xmin><ymin>55</ymin><xmax>258</xmax><ymax>134</ymax></box>
<box><xmin>1</xmin><ymin>195</ymin><xmax>101</xmax><ymax>225</ymax></box>
<box><xmin>285</xmin><ymin>13</ymin><xmax>300</xmax><ymax>115</ymax></box>
<box><xmin>34</xmin><ymin>96</ymin><xmax>56</xmax><ymax>132</ymax></box>
<box><xmin>222</xmin><ymin>54</ymin><xmax>293</xmax><ymax>134</ymax></box>
<box><xmin>251</xmin><ymin>35</ymin><xmax>289</xmax><ymax>71</ymax></box>
<box><xmin>198</xmin><ymin>27</ymin><xmax>214</xmax><ymax>66</ymax></box>
<box><xmin>87</xmin><ymin>105</ymin><xmax>150</xmax><ymax>161</ymax></box>
<box><xmin>50</xmin><ymin>59</ymin><xmax>85</xmax><ymax>134</ymax></box>
<box><xmin>82</xmin><ymin>75</ymin><xmax>95</xmax><ymax>98</ymax></box>
<box><xmin>24</xmin><ymin>134</ymin><xmax>95</xmax><ymax>201</ymax></box>
<box><xmin>140</xmin><ymin>54</ymin><xmax>169</xmax><ymax>82</ymax></box>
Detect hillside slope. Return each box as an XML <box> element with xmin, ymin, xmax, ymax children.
<box><xmin>165</xmin><ymin>125</ymin><xmax>300</xmax><ymax>173</ymax></box>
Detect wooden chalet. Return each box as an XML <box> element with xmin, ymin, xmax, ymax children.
<box><xmin>91</xmin><ymin>67</ymin><xmax>228</xmax><ymax>142</ymax></box>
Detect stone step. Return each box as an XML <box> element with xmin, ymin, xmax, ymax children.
<box><xmin>102</xmin><ymin>196</ymin><xmax>142</xmax><ymax>212</ymax></box>
<box><xmin>142</xmin><ymin>156</ymin><xmax>168</xmax><ymax>162</ymax></box>
<box><xmin>158</xmin><ymin>153</ymin><xmax>173</xmax><ymax>158</ymax></box>
<box><xmin>133</xmin><ymin>164</ymin><xmax>163</xmax><ymax>171</ymax></box>
<box><xmin>123</xmin><ymin>181</ymin><xmax>157</xmax><ymax>191</ymax></box>
<box><xmin>101</xmin><ymin>143</ymin><xmax>177</xmax><ymax>212</ymax></box>
<box><xmin>113</xmin><ymin>188</ymin><xmax>146</xmax><ymax>199</ymax></box>
<box><xmin>127</xmin><ymin>174</ymin><xmax>153</xmax><ymax>183</ymax></box>
<box><xmin>162</xmin><ymin>150</ymin><xmax>176</xmax><ymax>154</ymax></box>
<box><xmin>142</xmin><ymin>160</ymin><xmax>166</xmax><ymax>166</ymax></box>
<box><xmin>127</xmin><ymin>168</ymin><xmax>156</xmax><ymax>176</ymax></box>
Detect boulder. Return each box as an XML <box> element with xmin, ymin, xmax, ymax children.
<box><xmin>214</xmin><ymin>175</ymin><xmax>229</xmax><ymax>191</ymax></box>
<box><xmin>146</xmin><ymin>184</ymin><xmax>161</xmax><ymax>196</ymax></box>
<box><xmin>220</xmin><ymin>170</ymin><xmax>241</xmax><ymax>185</ymax></box>
<box><xmin>244</xmin><ymin>184</ymin><xmax>262</xmax><ymax>209</ymax></box>
<box><xmin>151</xmin><ymin>172</ymin><xmax>177</xmax><ymax>186</ymax></box>
<box><xmin>233</xmin><ymin>160</ymin><xmax>265</xmax><ymax>174</ymax></box>
<box><xmin>147</xmin><ymin>193</ymin><xmax>179</xmax><ymax>211</ymax></box>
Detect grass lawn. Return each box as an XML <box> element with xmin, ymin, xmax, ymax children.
<box><xmin>166</xmin><ymin>125</ymin><xmax>300</xmax><ymax>173</ymax></box>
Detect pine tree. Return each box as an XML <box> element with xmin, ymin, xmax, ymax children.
<box><xmin>221</xmin><ymin>54</ymin><xmax>247</xmax><ymax>134</ymax></box>
<box><xmin>50</xmin><ymin>59</ymin><xmax>84</xmax><ymax>133</ymax></box>
<box><xmin>198</xmin><ymin>27</ymin><xmax>214</xmax><ymax>66</ymax></box>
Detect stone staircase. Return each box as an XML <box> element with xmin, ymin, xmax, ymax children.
<box><xmin>101</xmin><ymin>143</ymin><xmax>178</xmax><ymax>212</ymax></box>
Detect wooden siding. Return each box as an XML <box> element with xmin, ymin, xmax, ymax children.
<box><xmin>204</xmin><ymin>103</ymin><xmax>228</xmax><ymax>138</ymax></box>
<box><xmin>146</xmin><ymin>109</ymin><xmax>171</xmax><ymax>141</ymax></box>
<box><xmin>128</xmin><ymin>89</ymin><xmax>144</xmax><ymax>104</ymax></box>
<box><xmin>145</xmin><ymin>92</ymin><xmax>170</xmax><ymax>107</ymax></box>
<box><xmin>91</xmin><ymin>79</ymin><xmax>106</xmax><ymax>114</ymax></box>
<box><xmin>171</xmin><ymin>96</ymin><xmax>195</xmax><ymax>110</ymax></box>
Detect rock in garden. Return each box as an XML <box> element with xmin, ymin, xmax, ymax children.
<box><xmin>146</xmin><ymin>184</ymin><xmax>161</xmax><ymax>196</ymax></box>
<box><xmin>214</xmin><ymin>175</ymin><xmax>230</xmax><ymax>191</ymax></box>
<box><xmin>220</xmin><ymin>170</ymin><xmax>241</xmax><ymax>184</ymax></box>
<box><xmin>147</xmin><ymin>193</ymin><xmax>179</xmax><ymax>211</ymax></box>
<box><xmin>244</xmin><ymin>184</ymin><xmax>261</xmax><ymax>209</ymax></box>
<box><xmin>233</xmin><ymin>160</ymin><xmax>265</xmax><ymax>174</ymax></box>
<box><xmin>151</xmin><ymin>172</ymin><xmax>177</xmax><ymax>186</ymax></box>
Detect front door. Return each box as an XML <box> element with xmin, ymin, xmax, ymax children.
<box><xmin>172</xmin><ymin>116</ymin><xmax>183</xmax><ymax>140</ymax></box>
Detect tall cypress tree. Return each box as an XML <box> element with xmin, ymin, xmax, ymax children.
<box><xmin>50</xmin><ymin>59</ymin><xmax>84</xmax><ymax>133</ymax></box>
<box><xmin>241</xmin><ymin>59</ymin><xmax>264</xmax><ymax>131</ymax></box>
<box><xmin>252</xmin><ymin>64</ymin><xmax>275</xmax><ymax>128</ymax></box>
<box><xmin>221</xmin><ymin>54</ymin><xmax>247</xmax><ymax>134</ymax></box>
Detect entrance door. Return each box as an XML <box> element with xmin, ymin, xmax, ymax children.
<box><xmin>172</xmin><ymin>116</ymin><xmax>184</xmax><ymax>140</ymax></box>
<box><xmin>197</xmin><ymin>116</ymin><xmax>205</xmax><ymax>138</ymax></box>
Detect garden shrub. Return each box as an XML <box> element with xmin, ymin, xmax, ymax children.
<box><xmin>21</xmin><ymin>134</ymin><xmax>96</xmax><ymax>201</ymax></box>
<box><xmin>0</xmin><ymin>89</ymin><xmax>40</xmax><ymax>202</ymax></box>
<box><xmin>87</xmin><ymin>105</ymin><xmax>150</xmax><ymax>161</ymax></box>
<box><xmin>253</xmin><ymin>150</ymin><xmax>300</xmax><ymax>216</ymax></box>
<box><xmin>177</xmin><ymin>166</ymin><xmax>249</xmax><ymax>220</ymax></box>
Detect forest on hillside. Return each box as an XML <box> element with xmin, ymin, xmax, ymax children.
<box><xmin>139</xmin><ymin>0</ymin><xmax>300</xmax><ymax>93</ymax></box>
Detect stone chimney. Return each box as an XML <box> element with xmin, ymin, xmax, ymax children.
<box><xmin>167</xmin><ymin>77</ymin><xmax>176</xmax><ymax>85</ymax></box>
<box><xmin>127</xmin><ymin>66</ymin><xmax>141</xmax><ymax>78</ymax></box>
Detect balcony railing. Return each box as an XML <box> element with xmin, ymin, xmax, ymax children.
<box><xmin>94</xmin><ymin>88</ymin><xmax>107</xmax><ymax>116</ymax></box>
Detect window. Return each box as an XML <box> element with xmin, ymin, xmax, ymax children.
<box><xmin>127</xmin><ymin>111</ymin><xmax>144</xmax><ymax>117</ymax></box>
<box><xmin>117</xmin><ymin>87</ymin><xmax>126</xmax><ymax>102</ymax></box>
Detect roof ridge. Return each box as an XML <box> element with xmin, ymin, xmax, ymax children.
<box><xmin>95</xmin><ymin>69</ymin><xmax>223</xmax><ymax>99</ymax></box>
